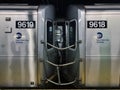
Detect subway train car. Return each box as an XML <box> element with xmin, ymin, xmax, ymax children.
<box><xmin>1</xmin><ymin>4</ymin><xmax>120</xmax><ymax>88</ymax></box>
<box><xmin>0</xmin><ymin>5</ymin><xmax>55</xmax><ymax>87</ymax></box>
<box><xmin>67</xmin><ymin>5</ymin><xmax>120</xmax><ymax>87</ymax></box>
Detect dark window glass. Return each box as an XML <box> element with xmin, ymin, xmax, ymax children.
<box><xmin>69</xmin><ymin>21</ymin><xmax>76</xmax><ymax>49</ymax></box>
<box><xmin>47</xmin><ymin>21</ymin><xmax>53</xmax><ymax>49</ymax></box>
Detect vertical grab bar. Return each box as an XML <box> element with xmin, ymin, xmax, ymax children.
<box><xmin>57</xmin><ymin>66</ymin><xmax>61</xmax><ymax>84</ymax></box>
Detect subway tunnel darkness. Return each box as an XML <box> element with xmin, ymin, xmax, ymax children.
<box><xmin>0</xmin><ymin>0</ymin><xmax>120</xmax><ymax>18</ymax></box>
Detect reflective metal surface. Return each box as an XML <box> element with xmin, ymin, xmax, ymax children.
<box><xmin>68</xmin><ymin>5</ymin><xmax>120</xmax><ymax>87</ymax></box>
<box><xmin>86</xmin><ymin>8</ymin><xmax>120</xmax><ymax>86</ymax></box>
<box><xmin>0</xmin><ymin>6</ymin><xmax>37</xmax><ymax>87</ymax></box>
<box><xmin>37</xmin><ymin>5</ymin><xmax>55</xmax><ymax>85</ymax></box>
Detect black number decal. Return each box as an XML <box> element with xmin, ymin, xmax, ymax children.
<box><xmin>87</xmin><ymin>20</ymin><xmax>107</xmax><ymax>28</ymax></box>
<box><xmin>16</xmin><ymin>21</ymin><xmax>35</xmax><ymax>29</ymax></box>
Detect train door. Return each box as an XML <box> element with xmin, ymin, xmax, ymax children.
<box><xmin>43</xmin><ymin>19</ymin><xmax>58</xmax><ymax>84</ymax></box>
<box><xmin>37</xmin><ymin>5</ymin><xmax>55</xmax><ymax>86</ymax></box>
<box><xmin>67</xmin><ymin>6</ymin><xmax>86</xmax><ymax>87</ymax></box>
<box><xmin>65</xmin><ymin>19</ymin><xmax>80</xmax><ymax>85</ymax></box>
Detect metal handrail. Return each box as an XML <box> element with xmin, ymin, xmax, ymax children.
<box><xmin>46</xmin><ymin>60</ymin><xmax>76</xmax><ymax>67</ymax></box>
<box><xmin>47</xmin><ymin>42</ymin><xmax>76</xmax><ymax>50</ymax></box>
<box><xmin>47</xmin><ymin>78</ymin><xmax>77</xmax><ymax>85</ymax></box>
<box><xmin>43</xmin><ymin>41</ymin><xmax>78</xmax><ymax>86</ymax></box>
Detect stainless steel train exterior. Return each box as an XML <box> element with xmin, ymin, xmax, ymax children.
<box><xmin>0</xmin><ymin>5</ymin><xmax>54</xmax><ymax>87</ymax></box>
<box><xmin>67</xmin><ymin>5</ymin><xmax>120</xmax><ymax>87</ymax></box>
<box><xmin>1</xmin><ymin>4</ymin><xmax>120</xmax><ymax>88</ymax></box>
<box><xmin>38</xmin><ymin>5</ymin><xmax>55</xmax><ymax>86</ymax></box>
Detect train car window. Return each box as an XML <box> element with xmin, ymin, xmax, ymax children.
<box><xmin>69</xmin><ymin>20</ymin><xmax>76</xmax><ymax>49</ymax></box>
<box><xmin>47</xmin><ymin>20</ymin><xmax>53</xmax><ymax>49</ymax></box>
